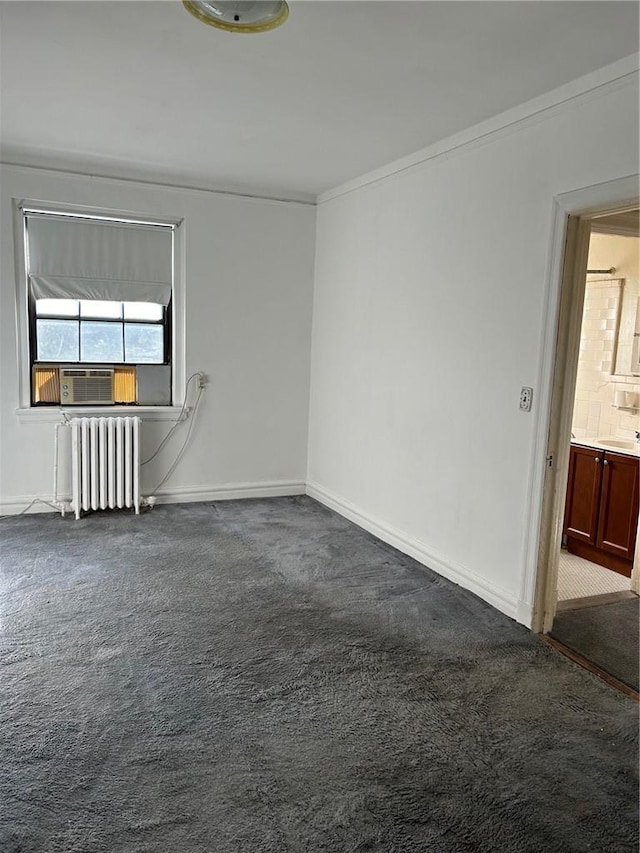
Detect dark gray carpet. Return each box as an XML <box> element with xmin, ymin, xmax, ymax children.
<box><xmin>551</xmin><ymin>599</ymin><xmax>639</xmax><ymax>692</ymax></box>
<box><xmin>1</xmin><ymin>497</ymin><xmax>638</xmax><ymax>853</ymax></box>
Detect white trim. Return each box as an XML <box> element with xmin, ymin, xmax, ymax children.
<box><xmin>516</xmin><ymin>600</ymin><xmax>534</xmax><ymax>628</ymax></box>
<box><xmin>151</xmin><ymin>480</ymin><xmax>306</xmax><ymax>504</ymax></box>
<box><xmin>519</xmin><ymin>201</ymin><xmax>577</xmax><ymax>632</ymax></box>
<box><xmin>12</xmin><ymin>197</ymin><xmax>30</xmax><ymax>411</ymax></box>
<box><xmin>21</xmin><ymin>202</ymin><xmax>178</xmax><ymax>229</ymax></box>
<box><xmin>172</xmin><ymin>218</ymin><xmax>186</xmax><ymax>405</ymax></box>
<box><xmin>318</xmin><ymin>54</ymin><xmax>639</xmax><ymax>205</ymax></box>
<box><xmin>0</xmin><ymin>496</ymin><xmax>65</xmax><ymax>516</ymax></box>
<box><xmin>15</xmin><ymin>406</ymin><xmax>189</xmax><ymax>424</ymax></box>
<box><xmin>306</xmin><ymin>480</ymin><xmax>519</xmax><ymax>622</ymax></box>
<box><xmin>0</xmin><ymin>161</ymin><xmax>316</xmax><ymax>207</ymax></box>
<box><xmin>632</xmin><ymin>521</ymin><xmax>640</xmax><ymax>596</ymax></box>
<box><xmin>0</xmin><ymin>480</ymin><xmax>306</xmax><ymax>516</ymax></box>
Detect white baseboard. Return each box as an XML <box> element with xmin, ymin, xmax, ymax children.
<box><xmin>152</xmin><ymin>480</ymin><xmax>306</xmax><ymax>504</ymax></box>
<box><xmin>515</xmin><ymin>599</ymin><xmax>534</xmax><ymax>629</ymax></box>
<box><xmin>306</xmin><ymin>480</ymin><xmax>519</xmax><ymax>622</ymax></box>
<box><xmin>0</xmin><ymin>480</ymin><xmax>305</xmax><ymax>516</ymax></box>
<box><xmin>0</xmin><ymin>495</ymin><xmax>67</xmax><ymax>516</ymax></box>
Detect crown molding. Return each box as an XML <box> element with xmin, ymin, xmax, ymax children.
<box><xmin>0</xmin><ymin>159</ymin><xmax>316</xmax><ymax>207</ymax></box>
<box><xmin>317</xmin><ymin>53</ymin><xmax>640</xmax><ymax>205</ymax></box>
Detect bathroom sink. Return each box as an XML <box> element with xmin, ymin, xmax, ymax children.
<box><xmin>596</xmin><ymin>438</ymin><xmax>638</xmax><ymax>452</ymax></box>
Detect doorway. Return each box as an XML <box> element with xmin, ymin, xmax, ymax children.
<box><xmin>533</xmin><ymin>184</ymin><xmax>639</xmax><ymax>694</ymax></box>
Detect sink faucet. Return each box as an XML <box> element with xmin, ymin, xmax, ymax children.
<box><xmin>636</xmin><ymin>431</ymin><xmax>640</xmax><ymax>444</ymax></box>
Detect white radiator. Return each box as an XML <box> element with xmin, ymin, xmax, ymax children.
<box><xmin>70</xmin><ymin>417</ymin><xmax>141</xmax><ymax>520</ymax></box>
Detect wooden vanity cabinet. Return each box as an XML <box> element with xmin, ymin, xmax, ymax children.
<box><xmin>563</xmin><ymin>445</ymin><xmax>639</xmax><ymax>577</ymax></box>
<box><xmin>563</xmin><ymin>445</ymin><xmax>602</xmax><ymax>545</ymax></box>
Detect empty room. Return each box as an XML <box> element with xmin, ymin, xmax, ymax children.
<box><xmin>1</xmin><ymin>2</ymin><xmax>639</xmax><ymax>851</ymax></box>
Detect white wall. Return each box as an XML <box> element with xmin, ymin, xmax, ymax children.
<box><xmin>0</xmin><ymin>166</ymin><xmax>316</xmax><ymax>510</ymax></box>
<box><xmin>307</xmin><ymin>69</ymin><xmax>639</xmax><ymax>625</ymax></box>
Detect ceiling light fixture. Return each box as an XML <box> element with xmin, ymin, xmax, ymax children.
<box><xmin>182</xmin><ymin>1</ymin><xmax>289</xmax><ymax>33</ymax></box>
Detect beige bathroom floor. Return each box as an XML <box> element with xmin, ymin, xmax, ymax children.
<box><xmin>557</xmin><ymin>549</ymin><xmax>632</xmax><ymax>601</ymax></box>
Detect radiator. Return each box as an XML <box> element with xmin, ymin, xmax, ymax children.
<box><xmin>70</xmin><ymin>417</ymin><xmax>141</xmax><ymax>520</ymax></box>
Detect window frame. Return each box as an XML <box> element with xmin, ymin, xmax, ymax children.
<box><xmin>13</xmin><ymin>199</ymin><xmax>185</xmax><ymax>413</ymax></box>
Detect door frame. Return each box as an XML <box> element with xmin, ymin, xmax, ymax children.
<box><xmin>529</xmin><ymin>175</ymin><xmax>640</xmax><ymax>634</ymax></box>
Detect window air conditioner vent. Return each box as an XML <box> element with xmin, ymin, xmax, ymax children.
<box><xmin>60</xmin><ymin>368</ymin><xmax>114</xmax><ymax>404</ymax></box>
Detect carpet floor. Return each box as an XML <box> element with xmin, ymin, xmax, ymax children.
<box><xmin>551</xmin><ymin>599</ymin><xmax>640</xmax><ymax>693</ymax></box>
<box><xmin>1</xmin><ymin>497</ymin><xmax>638</xmax><ymax>853</ymax></box>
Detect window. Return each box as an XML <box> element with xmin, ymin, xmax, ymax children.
<box><xmin>24</xmin><ymin>209</ymin><xmax>174</xmax><ymax>406</ymax></box>
<box><xmin>34</xmin><ymin>299</ymin><xmax>167</xmax><ymax>364</ymax></box>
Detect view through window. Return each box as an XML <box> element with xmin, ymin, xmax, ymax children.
<box><xmin>35</xmin><ymin>299</ymin><xmax>166</xmax><ymax>364</ymax></box>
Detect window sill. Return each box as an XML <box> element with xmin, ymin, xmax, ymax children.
<box><xmin>15</xmin><ymin>405</ymin><xmax>189</xmax><ymax>424</ymax></box>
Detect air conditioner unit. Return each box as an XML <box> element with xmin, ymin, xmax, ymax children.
<box><xmin>59</xmin><ymin>368</ymin><xmax>115</xmax><ymax>405</ymax></box>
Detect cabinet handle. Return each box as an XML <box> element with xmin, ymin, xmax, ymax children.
<box><xmin>595</xmin><ymin>457</ymin><xmax>600</xmax><ymax>463</ymax></box>
<box><xmin>603</xmin><ymin>459</ymin><xmax>609</xmax><ymax>466</ymax></box>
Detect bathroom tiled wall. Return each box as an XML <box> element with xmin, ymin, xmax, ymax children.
<box><xmin>571</xmin><ymin>278</ymin><xmax>640</xmax><ymax>441</ymax></box>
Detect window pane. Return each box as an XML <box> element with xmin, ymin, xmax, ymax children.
<box><xmin>124</xmin><ymin>324</ymin><xmax>164</xmax><ymax>363</ymax></box>
<box><xmin>80</xmin><ymin>321</ymin><xmax>124</xmax><ymax>362</ymax></box>
<box><xmin>80</xmin><ymin>300</ymin><xmax>122</xmax><ymax>319</ymax></box>
<box><xmin>35</xmin><ymin>298</ymin><xmax>79</xmax><ymax>317</ymax></box>
<box><xmin>36</xmin><ymin>319</ymin><xmax>79</xmax><ymax>361</ymax></box>
<box><xmin>123</xmin><ymin>302</ymin><xmax>164</xmax><ymax>322</ymax></box>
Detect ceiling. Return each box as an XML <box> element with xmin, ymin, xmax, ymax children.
<box><xmin>0</xmin><ymin>1</ymin><xmax>638</xmax><ymax>201</ymax></box>
<box><xmin>592</xmin><ymin>210</ymin><xmax>640</xmax><ymax>237</ymax></box>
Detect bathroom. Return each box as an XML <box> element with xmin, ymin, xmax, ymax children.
<box><xmin>558</xmin><ymin>211</ymin><xmax>640</xmax><ymax>606</ymax></box>
<box><xmin>550</xmin><ymin>210</ymin><xmax>639</xmax><ymax>693</ymax></box>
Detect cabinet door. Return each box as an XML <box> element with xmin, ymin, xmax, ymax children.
<box><xmin>563</xmin><ymin>445</ymin><xmax>603</xmax><ymax>544</ymax></box>
<box><xmin>596</xmin><ymin>451</ymin><xmax>640</xmax><ymax>561</ymax></box>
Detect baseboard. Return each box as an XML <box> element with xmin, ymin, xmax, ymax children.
<box><xmin>306</xmin><ymin>480</ymin><xmax>519</xmax><ymax>621</ymax></box>
<box><xmin>0</xmin><ymin>480</ymin><xmax>306</xmax><ymax>516</ymax></box>
<box><xmin>152</xmin><ymin>480</ymin><xmax>306</xmax><ymax>504</ymax></box>
<box><xmin>515</xmin><ymin>598</ymin><xmax>534</xmax><ymax>628</ymax></box>
<box><xmin>0</xmin><ymin>495</ymin><xmax>67</xmax><ymax>516</ymax></box>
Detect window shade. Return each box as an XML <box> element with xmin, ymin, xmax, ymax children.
<box><xmin>26</xmin><ymin>213</ymin><xmax>173</xmax><ymax>305</ymax></box>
